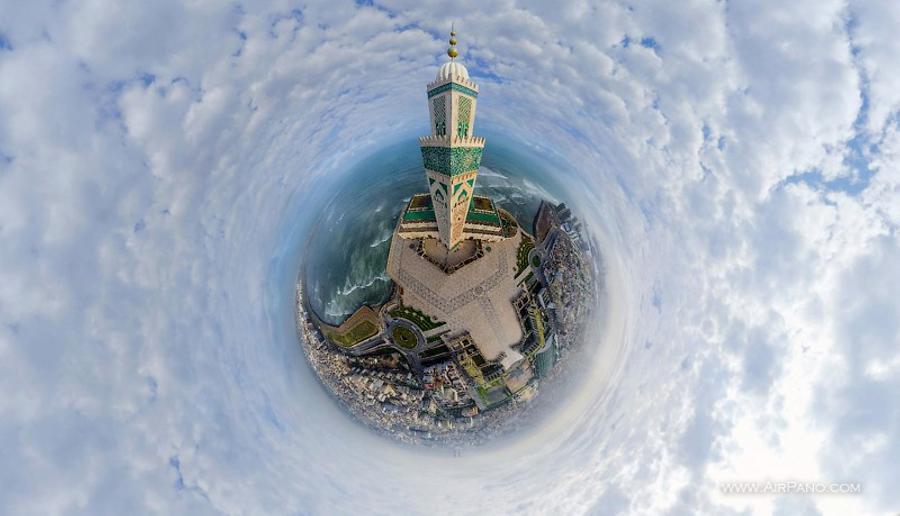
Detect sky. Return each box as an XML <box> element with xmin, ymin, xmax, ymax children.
<box><xmin>0</xmin><ymin>1</ymin><xmax>898</xmax><ymax>515</ymax></box>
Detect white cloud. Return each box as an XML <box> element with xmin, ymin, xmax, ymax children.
<box><xmin>0</xmin><ymin>0</ymin><xmax>897</xmax><ymax>514</ymax></box>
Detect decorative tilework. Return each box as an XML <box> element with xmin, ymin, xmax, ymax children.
<box><xmin>427</xmin><ymin>82</ymin><xmax>478</xmax><ymax>99</ymax></box>
<box><xmin>431</xmin><ymin>97</ymin><xmax>446</xmax><ymax>136</ymax></box>
<box><xmin>457</xmin><ymin>96</ymin><xmax>472</xmax><ymax>138</ymax></box>
<box><xmin>420</xmin><ymin>146</ymin><xmax>484</xmax><ymax>176</ymax></box>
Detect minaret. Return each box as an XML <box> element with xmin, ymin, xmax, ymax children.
<box><xmin>419</xmin><ymin>26</ymin><xmax>486</xmax><ymax>250</ymax></box>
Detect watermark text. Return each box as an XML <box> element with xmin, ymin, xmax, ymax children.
<box><xmin>719</xmin><ymin>480</ymin><xmax>861</xmax><ymax>496</ymax></box>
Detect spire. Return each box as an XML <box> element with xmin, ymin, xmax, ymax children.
<box><xmin>447</xmin><ymin>23</ymin><xmax>458</xmax><ymax>60</ymax></box>
<box><xmin>421</xmin><ymin>23</ymin><xmax>484</xmax><ymax>250</ymax></box>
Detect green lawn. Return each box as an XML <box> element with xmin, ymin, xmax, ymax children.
<box><xmin>391</xmin><ymin>325</ymin><xmax>418</xmax><ymax>349</ymax></box>
<box><xmin>389</xmin><ymin>306</ymin><xmax>445</xmax><ymax>331</ymax></box>
<box><xmin>328</xmin><ymin>320</ymin><xmax>378</xmax><ymax>348</ymax></box>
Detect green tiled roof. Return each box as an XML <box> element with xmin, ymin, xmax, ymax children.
<box><xmin>403</xmin><ymin>209</ymin><xmax>435</xmax><ymax>222</ymax></box>
<box><xmin>401</xmin><ymin>194</ymin><xmax>501</xmax><ymax>227</ymax></box>
<box><xmin>467</xmin><ymin>196</ymin><xmax>501</xmax><ymax>226</ymax></box>
<box><xmin>467</xmin><ymin>209</ymin><xmax>501</xmax><ymax>226</ymax></box>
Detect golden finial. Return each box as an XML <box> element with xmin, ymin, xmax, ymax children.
<box><xmin>447</xmin><ymin>23</ymin><xmax>458</xmax><ymax>59</ymax></box>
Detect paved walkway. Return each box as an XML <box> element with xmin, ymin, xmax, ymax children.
<box><xmin>387</xmin><ymin>225</ymin><xmax>526</xmax><ymax>370</ymax></box>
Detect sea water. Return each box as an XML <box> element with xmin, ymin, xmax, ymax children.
<box><xmin>302</xmin><ymin>134</ymin><xmax>572</xmax><ymax>325</ymax></box>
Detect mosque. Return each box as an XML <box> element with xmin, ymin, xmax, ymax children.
<box><xmin>386</xmin><ymin>29</ymin><xmax>532</xmax><ymax>373</ymax></box>
<box><xmin>297</xmin><ymin>29</ymin><xmax>591</xmax><ymax>438</ymax></box>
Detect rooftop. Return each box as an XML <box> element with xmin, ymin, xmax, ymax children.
<box><xmin>401</xmin><ymin>194</ymin><xmax>502</xmax><ymax>227</ymax></box>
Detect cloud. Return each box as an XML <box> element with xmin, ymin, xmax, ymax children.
<box><xmin>0</xmin><ymin>0</ymin><xmax>897</xmax><ymax>514</ymax></box>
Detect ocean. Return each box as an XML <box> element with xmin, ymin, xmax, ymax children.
<box><xmin>302</xmin><ymin>135</ymin><xmax>571</xmax><ymax>325</ymax></box>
